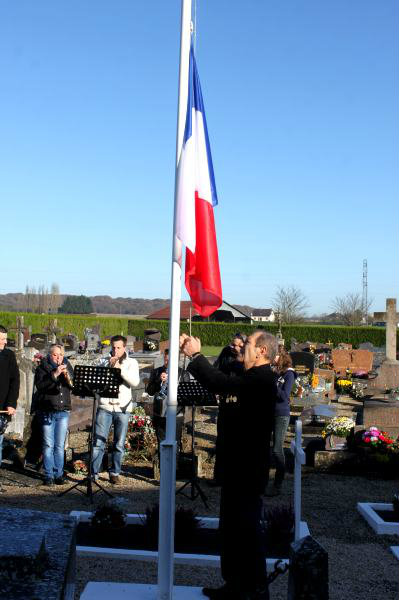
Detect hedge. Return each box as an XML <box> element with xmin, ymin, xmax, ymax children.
<box><xmin>127</xmin><ymin>319</ymin><xmax>396</xmax><ymax>349</ymax></box>
<box><xmin>0</xmin><ymin>311</ymin><xmax>395</xmax><ymax>349</ymax></box>
<box><xmin>0</xmin><ymin>312</ymin><xmax>131</xmax><ymax>340</ymax></box>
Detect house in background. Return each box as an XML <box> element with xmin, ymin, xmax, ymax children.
<box><xmin>251</xmin><ymin>308</ymin><xmax>276</xmax><ymax>323</ymax></box>
<box><xmin>147</xmin><ymin>300</ymin><xmax>251</xmax><ymax>323</ymax></box>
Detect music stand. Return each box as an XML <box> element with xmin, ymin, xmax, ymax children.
<box><xmin>176</xmin><ymin>379</ymin><xmax>217</xmax><ymax>509</ymax></box>
<box><xmin>59</xmin><ymin>365</ymin><xmax>122</xmax><ymax>503</ymax></box>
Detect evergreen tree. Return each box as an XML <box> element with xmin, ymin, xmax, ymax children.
<box><xmin>58</xmin><ymin>295</ymin><xmax>93</xmax><ymax>314</ymax></box>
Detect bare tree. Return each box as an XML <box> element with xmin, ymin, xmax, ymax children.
<box><xmin>48</xmin><ymin>282</ymin><xmax>61</xmax><ymax>313</ymax></box>
<box><xmin>331</xmin><ymin>293</ymin><xmax>372</xmax><ymax>326</ymax></box>
<box><xmin>272</xmin><ymin>286</ymin><xmax>309</xmax><ymax>324</ymax></box>
<box><xmin>22</xmin><ymin>285</ymin><xmax>37</xmax><ymax>312</ymax></box>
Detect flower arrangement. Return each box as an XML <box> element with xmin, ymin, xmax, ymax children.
<box><xmin>362</xmin><ymin>427</ymin><xmax>394</xmax><ymax>449</ymax></box>
<box><xmin>143</xmin><ymin>338</ymin><xmax>158</xmax><ymax>352</ymax></box>
<box><xmin>311</xmin><ymin>374</ymin><xmax>319</xmax><ymax>389</ymax></box>
<box><xmin>125</xmin><ymin>407</ymin><xmax>157</xmax><ymax>461</ymax></box>
<box><xmin>322</xmin><ymin>416</ymin><xmax>355</xmax><ymax>439</ymax></box>
<box><xmin>72</xmin><ymin>459</ymin><xmax>88</xmax><ymax>475</ymax></box>
<box><xmin>91</xmin><ymin>500</ymin><xmax>126</xmax><ymax>531</ymax></box>
<box><xmin>335</xmin><ymin>379</ymin><xmax>353</xmax><ymax>394</ymax></box>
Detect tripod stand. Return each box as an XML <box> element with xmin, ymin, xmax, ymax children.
<box><xmin>176</xmin><ymin>380</ymin><xmax>217</xmax><ymax>509</ymax></box>
<box><xmin>59</xmin><ymin>365</ymin><xmax>121</xmax><ymax>503</ymax></box>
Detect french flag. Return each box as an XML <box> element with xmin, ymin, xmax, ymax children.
<box><xmin>176</xmin><ymin>43</ymin><xmax>222</xmax><ymax>318</ymax></box>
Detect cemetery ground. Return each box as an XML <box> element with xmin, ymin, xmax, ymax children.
<box><xmin>0</xmin><ymin>410</ymin><xmax>397</xmax><ymax>599</ymax></box>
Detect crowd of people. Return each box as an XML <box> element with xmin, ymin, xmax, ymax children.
<box><xmin>0</xmin><ymin>324</ymin><xmax>297</xmax><ymax>600</ymax></box>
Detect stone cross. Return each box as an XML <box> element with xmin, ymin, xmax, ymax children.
<box><xmin>290</xmin><ymin>419</ymin><xmax>306</xmax><ymax>541</ymax></box>
<box><xmin>373</xmin><ymin>298</ymin><xmax>399</xmax><ymax>362</ymax></box>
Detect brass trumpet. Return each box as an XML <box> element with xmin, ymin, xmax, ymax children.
<box><xmin>63</xmin><ymin>367</ymin><xmax>73</xmax><ymax>387</ymax></box>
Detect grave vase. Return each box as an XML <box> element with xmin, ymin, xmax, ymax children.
<box><xmin>325</xmin><ymin>434</ymin><xmax>347</xmax><ymax>450</ymax></box>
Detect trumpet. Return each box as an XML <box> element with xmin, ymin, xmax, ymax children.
<box><xmin>63</xmin><ymin>367</ymin><xmax>73</xmax><ymax>387</ymax></box>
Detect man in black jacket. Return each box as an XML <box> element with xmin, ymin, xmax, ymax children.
<box><xmin>0</xmin><ymin>326</ymin><xmax>19</xmax><ymax>466</ymax></box>
<box><xmin>34</xmin><ymin>344</ymin><xmax>73</xmax><ymax>485</ymax></box>
<box><xmin>146</xmin><ymin>349</ymin><xmax>185</xmax><ymax>453</ymax></box>
<box><xmin>180</xmin><ymin>330</ymin><xmax>278</xmax><ymax>600</ymax></box>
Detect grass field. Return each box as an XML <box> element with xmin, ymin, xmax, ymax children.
<box><xmin>201</xmin><ymin>345</ymin><xmax>223</xmax><ymax>356</ymax></box>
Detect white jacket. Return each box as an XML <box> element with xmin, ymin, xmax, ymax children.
<box><xmin>98</xmin><ymin>355</ymin><xmax>140</xmax><ymax>413</ymax></box>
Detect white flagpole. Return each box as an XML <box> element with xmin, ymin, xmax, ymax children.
<box><xmin>157</xmin><ymin>1</ymin><xmax>192</xmax><ymax>599</ymax></box>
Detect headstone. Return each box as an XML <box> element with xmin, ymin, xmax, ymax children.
<box><xmin>290</xmin><ymin>352</ymin><xmax>316</xmax><ymax>375</ymax></box>
<box><xmin>331</xmin><ymin>349</ymin><xmax>351</xmax><ymax>377</ymax></box>
<box><xmin>288</xmin><ymin>535</ymin><xmax>329</xmax><ymax>600</ymax></box>
<box><xmin>28</xmin><ymin>333</ymin><xmax>48</xmax><ymax>350</ymax></box>
<box><xmin>143</xmin><ymin>329</ymin><xmax>161</xmax><ymax>352</ymax></box>
<box><xmin>85</xmin><ymin>331</ymin><xmax>100</xmax><ymax>352</ymax></box>
<box><xmin>0</xmin><ymin>507</ymin><xmax>76</xmax><ymax>600</ymax></box>
<box><xmin>62</xmin><ymin>334</ymin><xmax>79</xmax><ymax>352</ymax></box>
<box><xmin>363</xmin><ymin>399</ymin><xmax>399</xmax><ymax>438</ymax></box>
<box><xmin>351</xmin><ymin>350</ymin><xmax>373</xmax><ymax>373</ymax></box>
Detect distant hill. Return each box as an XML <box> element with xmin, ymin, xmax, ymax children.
<box><xmin>0</xmin><ymin>293</ymin><xmax>256</xmax><ymax>318</ymax></box>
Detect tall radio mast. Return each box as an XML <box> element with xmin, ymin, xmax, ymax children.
<box><xmin>362</xmin><ymin>259</ymin><xmax>368</xmax><ymax>325</ymax></box>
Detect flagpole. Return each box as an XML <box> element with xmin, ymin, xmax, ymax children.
<box><xmin>157</xmin><ymin>1</ymin><xmax>192</xmax><ymax>599</ymax></box>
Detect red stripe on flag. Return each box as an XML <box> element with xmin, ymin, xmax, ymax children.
<box><xmin>185</xmin><ymin>192</ymin><xmax>222</xmax><ymax>318</ymax></box>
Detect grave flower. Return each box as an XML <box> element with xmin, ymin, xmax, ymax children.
<box><xmin>72</xmin><ymin>459</ymin><xmax>88</xmax><ymax>475</ymax></box>
<box><xmin>361</xmin><ymin>427</ymin><xmax>394</xmax><ymax>450</ymax></box>
<box><xmin>125</xmin><ymin>407</ymin><xmax>157</xmax><ymax>461</ymax></box>
<box><xmin>322</xmin><ymin>416</ymin><xmax>355</xmax><ymax>439</ymax></box>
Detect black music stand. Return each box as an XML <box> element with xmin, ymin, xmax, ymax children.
<box><xmin>176</xmin><ymin>379</ymin><xmax>217</xmax><ymax>509</ymax></box>
<box><xmin>59</xmin><ymin>365</ymin><xmax>122</xmax><ymax>503</ymax></box>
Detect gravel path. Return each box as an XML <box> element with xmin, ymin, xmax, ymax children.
<box><xmin>0</xmin><ymin>414</ymin><xmax>397</xmax><ymax>599</ymax></box>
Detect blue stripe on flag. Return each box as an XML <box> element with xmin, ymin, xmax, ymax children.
<box><xmin>183</xmin><ymin>42</ymin><xmax>218</xmax><ymax>207</ymax></box>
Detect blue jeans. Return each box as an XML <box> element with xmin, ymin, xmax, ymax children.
<box><xmin>272</xmin><ymin>415</ymin><xmax>290</xmax><ymax>486</ymax></box>
<box><xmin>92</xmin><ymin>409</ymin><xmax>130</xmax><ymax>476</ymax></box>
<box><xmin>0</xmin><ymin>433</ymin><xmax>3</xmax><ymax>465</ymax></box>
<box><xmin>41</xmin><ymin>411</ymin><xmax>70</xmax><ymax>479</ymax></box>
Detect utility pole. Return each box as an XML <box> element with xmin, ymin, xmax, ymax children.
<box><xmin>362</xmin><ymin>259</ymin><xmax>368</xmax><ymax>325</ymax></box>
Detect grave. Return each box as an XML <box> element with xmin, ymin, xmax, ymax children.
<box><xmin>290</xmin><ymin>352</ymin><xmax>315</xmax><ymax>375</ymax></box>
<box><xmin>369</xmin><ymin>298</ymin><xmax>399</xmax><ymax>390</ymax></box>
<box><xmin>0</xmin><ymin>507</ymin><xmax>76</xmax><ymax>599</ymax></box>
<box><xmin>28</xmin><ymin>333</ymin><xmax>48</xmax><ymax>350</ymax></box>
<box><xmin>362</xmin><ymin>399</ymin><xmax>399</xmax><ymax>438</ymax></box>
<box><xmin>357</xmin><ymin>502</ymin><xmax>399</xmax><ymax>562</ymax></box>
<box><xmin>73</xmin><ymin>419</ymin><xmax>309</xmax><ymax>599</ymax></box>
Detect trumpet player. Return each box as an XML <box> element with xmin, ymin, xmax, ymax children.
<box><xmin>34</xmin><ymin>343</ymin><xmax>73</xmax><ymax>486</ymax></box>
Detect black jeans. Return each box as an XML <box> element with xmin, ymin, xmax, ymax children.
<box><xmin>272</xmin><ymin>415</ymin><xmax>290</xmax><ymax>486</ymax></box>
<box><xmin>219</xmin><ymin>484</ymin><xmax>268</xmax><ymax>597</ymax></box>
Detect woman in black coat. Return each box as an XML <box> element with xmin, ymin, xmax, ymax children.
<box><xmin>34</xmin><ymin>344</ymin><xmax>73</xmax><ymax>485</ymax></box>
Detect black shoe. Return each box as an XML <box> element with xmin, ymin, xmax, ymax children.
<box><xmin>54</xmin><ymin>476</ymin><xmax>67</xmax><ymax>485</ymax></box>
<box><xmin>207</xmin><ymin>479</ymin><xmax>221</xmax><ymax>488</ymax></box>
<box><xmin>42</xmin><ymin>478</ymin><xmax>54</xmax><ymax>486</ymax></box>
<box><xmin>202</xmin><ymin>585</ymin><xmax>246</xmax><ymax>600</ymax></box>
<box><xmin>246</xmin><ymin>586</ymin><xmax>269</xmax><ymax>600</ymax></box>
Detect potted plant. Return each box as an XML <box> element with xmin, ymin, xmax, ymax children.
<box><xmin>72</xmin><ymin>459</ymin><xmax>88</xmax><ymax>475</ymax></box>
<box><xmin>125</xmin><ymin>408</ymin><xmax>157</xmax><ymax>462</ymax></box>
<box><xmin>262</xmin><ymin>505</ymin><xmax>294</xmax><ymax>558</ymax></box>
<box><xmin>335</xmin><ymin>378</ymin><xmax>352</xmax><ymax>396</ymax></box>
<box><xmin>322</xmin><ymin>416</ymin><xmax>355</xmax><ymax>450</ymax></box>
<box><xmin>91</xmin><ymin>500</ymin><xmax>127</xmax><ymax>542</ymax></box>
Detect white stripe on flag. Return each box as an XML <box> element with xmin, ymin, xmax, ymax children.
<box><xmin>176</xmin><ymin>108</ymin><xmax>213</xmax><ymax>253</ymax></box>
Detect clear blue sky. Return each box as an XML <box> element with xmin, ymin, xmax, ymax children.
<box><xmin>0</xmin><ymin>0</ymin><xmax>397</xmax><ymax>314</ymax></box>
